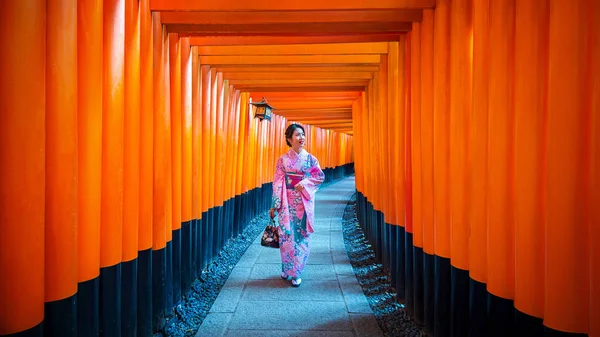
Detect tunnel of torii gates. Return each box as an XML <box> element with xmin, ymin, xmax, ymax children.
<box><xmin>0</xmin><ymin>0</ymin><xmax>598</xmax><ymax>336</ymax></box>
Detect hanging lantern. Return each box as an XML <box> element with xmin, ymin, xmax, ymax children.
<box><xmin>250</xmin><ymin>97</ymin><xmax>274</xmax><ymax>122</ymax></box>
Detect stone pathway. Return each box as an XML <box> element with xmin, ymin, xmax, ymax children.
<box><xmin>195</xmin><ymin>176</ymin><xmax>383</xmax><ymax>337</ymax></box>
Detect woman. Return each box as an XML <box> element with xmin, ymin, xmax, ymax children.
<box><xmin>269</xmin><ymin>123</ymin><xmax>325</xmax><ymax>287</ymax></box>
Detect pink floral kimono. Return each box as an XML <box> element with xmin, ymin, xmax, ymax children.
<box><xmin>272</xmin><ymin>149</ymin><xmax>325</xmax><ymax>279</ymax></box>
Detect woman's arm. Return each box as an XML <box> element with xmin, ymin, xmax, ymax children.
<box><xmin>299</xmin><ymin>154</ymin><xmax>325</xmax><ymax>200</ymax></box>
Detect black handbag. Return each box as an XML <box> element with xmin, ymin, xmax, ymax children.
<box><xmin>261</xmin><ymin>218</ymin><xmax>280</xmax><ymax>248</ymax></box>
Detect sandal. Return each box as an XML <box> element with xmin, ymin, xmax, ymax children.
<box><xmin>281</xmin><ymin>272</ymin><xmax>291</xmax><ymax>280</ymax></box>
<box><xmin>291</xmin><ymin>277</ymin><xmax>302</xmax><ymax>287</ymax></box>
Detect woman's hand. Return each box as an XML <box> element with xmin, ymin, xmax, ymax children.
<box><xmin>269</xmin><ymin>208</ymin><xmax>276</xmax><ymax>219</ymax></box>
<box><xmin>294</xmin><ymin>183</ymin><xmax>304</xmax><ymax>192</ymax></box>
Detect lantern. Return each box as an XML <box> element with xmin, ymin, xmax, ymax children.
<box><xmin>250</xmin><ymin>97</ymin><xmax>274</xmax><ymax>122</ymax></box>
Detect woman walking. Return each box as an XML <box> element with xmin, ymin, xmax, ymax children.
<box><xmin>269</xmin><ymin>123</ymin><xmax>325</xmax><ymax>287</ymax></box>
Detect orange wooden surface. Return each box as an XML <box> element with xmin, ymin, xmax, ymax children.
<box><xmin>351</xmin><ymin>100</ymin><xmax>361</xmax><ymax>192</ymax></box>
<box><xmin>164</xmin><ymin>28</ymin><xmax>173</xmax><ymax>242</ymax></box>
<box><xmin>386</xmin><ymin>42</ymin><xmax>399</xmax><ymax>226</ymax></box>
<box><xmin>229</xmin><ymin>89</ymin><xmax>241</xmax><ymax>199</ymax></box>
<box><xmin>0</xmin><ymin>1</ymin><xmax>46</xmax><ymax>333</ymax></box>
<box><xmin>152</xmin><ymin>12</ymin><xmax>167</xmax><ymax>250</ymax></box>
<box><xmin>199</xmin><ymin>55</ymin><xmax>381</xmax><ymax>66</ymax></box>
<box><xmin>365</xmin><ymin>81</ymin><xmax>375</xmax><ymax>208</ymax></box>
<box><xmin>221</xmin><ymin>83</ymin><xmax>231</xmax><ymax>201</ymax></box>
<box><xmin>162</xmin><ymin>10</ymin><xmax>422</xmax><ymax>25</ymax></box>
<box><xmin>46</xmin><ymin>0</ymin><xmax>78</xmax><ymax>302</ymax></box>
<box><xmin>432</xmin><ymin>0</ymin><xmax>450</xmax><ymax>258</ymax></box>
<box><xmin>169</xmin><ymin>22</ymin><xmax>411</xmax><ymax>36</ymax></box>
<box><xmin>139</xmin><ymin>0</ymin><xmax>154</xmax><ymax>251</ymax></box>
<box><xmin>410</xmin><ymin>24</ymin><xmax>423</xmax><ymax>248</ymax></box>
<box><xmin>469</xmin><ymin>0</ymin><xmax>489</xmax><ymax>284</ymax></box>
<box><xmin>170</xmin><ymin>33</ymin><xmax>182</xmax><ymax>230</ymax></box>
<box><xmin>591</xmin><ymin>2</ymin><xmax>600</xmax><ymax>334</ymax></box>
<box><xmin>191</xmin><ymin>47</ymin><xmax>202</xmax><ymax>219</ymax></box>
<box><xmin>362</xmin><ymin>91</ymin><xmax>370</xmax><ymax>203</ymax></box>
<box><xmin>513</xmin><ymin>0</ymin><xmax>548</xmax><ymax>319</ymax></box>
<box><xmin>196</xmin><ymin>43</ymin><xmax>388</xmax><ymax>56</ymax></box>
<box><xmin>215</xmin><ymin>72</ymin><xmax>224</xmax><ymax>206</ymax></box>
<box><xmin>236</xmin><ymin>93</ymin><xmax>248</xmax><ymax>196</ymax></box>
<box><xmin>448</xmin><ymin>0</ymin><xmax>471</xmax><ymax>270</ymax></box>
<box><xmin>378</xmin><ymin>55</ymin><xmax>390</xmax><ymax>222</ymax></box>
<box><xmin>101</xmin><ymin>0</ymin><xmax>125</xmax><ymax>267</ymax></box>
<box><xmin>487</xmin><ymin>0</ymin><xmax>515</xmax><ymax>300</ymax></box>
<box><xmin>189</xmin><ymin>35</ymin><xmax>403</xmax><ymax>46</ymax></box>
<box><xmin>209</xmin><ymin>69</ymin><xmax>218</xmax><ymax>207</ymax></box>
<box><xmin>150</xmin><ymin>0</ymin><xmax>435</xmax><ymax>11</ymax></box>
<box><xmin>201</xmin><ymin>66</ymin><xmax>211</xmax><ymax>212</ymax></box>
<box><xmin>404</xmin><ymin>33</ymin><xmax>412</xmax><ymax>233</ymax></box>
<box><xmin>181</xmin><ymin>37</ymin><xmax>192</xmax><ymax>223</ymax></box>
<box><xmin>419</xmin><ymin>10</ymin><xmax>434</xmax><ymax>255</ymax></box>
<box><xmin>77</xmin><ymin>0</ymin><xmax>103</xmax><ymax>281</ymax></box>
<box><xmin>545</xmin><ymin>0</ymin><xmax>591</xmax><ymax>331</ymax></box>
<box><xmin>123</xmin><ymin>0</ymin><xmax>141</xmax><ymax>262</ymax></box>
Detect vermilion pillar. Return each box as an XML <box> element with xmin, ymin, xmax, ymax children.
<box><xmin>0</xmin><ymin>1</ymin><xmax>46</xmax><ymax>335</ymax></box>
<box><xmin>45</xmin><ymin>0</ymin><xmax>78</xmax><ymax>335</ymax></box>
<box><xmin>77</xmin><ymin>0</ymin><xmax>103</xmax><ymax>335</ymax></box>
<box><xmin>100</xmin><ymin>0</ymin><xmax>125</xmax><ymax>335</ymax></box>
<box><xmin>122</xmin><ymin>0</ymin><xmax>141</xmax><ymax>334</ymax></box>
<box><xmin>513</xmin><ymin>0</ymin><xmax>548</xmax><ymax>326</ymax></box>
<box><xmin>138</xmin><ymin>0</ymin><xmax>154</xmax><ymax>334</ymax></box>
<box><xmin>545</xmin><ymin>0</ymin><xmax>592</xmax><ymax>332</ymax></box>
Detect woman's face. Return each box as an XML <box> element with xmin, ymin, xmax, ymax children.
<box><xmin>288</xmin><ymin>128</ymin><xmax>305</xmax><ymax>149</ymax></box>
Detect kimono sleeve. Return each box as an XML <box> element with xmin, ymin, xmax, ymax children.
<box><xmin>300</xmin><ymin>154</ymin><xmax>325</xmax><ymax>200</ymax></box>
<box><xmin>271</xmin><ymin>156</ymin><xmax>285</xmax><ymax>210</ymax></box>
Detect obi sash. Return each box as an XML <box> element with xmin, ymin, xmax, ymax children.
<box><xmin>285</xmin><ymin>172</ymin><xmax>305</xmax><ymax>189</ymax></box>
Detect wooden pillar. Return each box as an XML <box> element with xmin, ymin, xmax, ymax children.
<box><xmin>122</xmin><ymin>0</ymin><xmax>141</xmax><ymax>333</ymax></box>
<box><xmin>432</xmin><ymin>1</ymin><xmax>451</xmax><ymax>334</ymax></box>
<box><xmin>45</xmin><ymin>0</ymin><xmax>78</xmax><ymax>335</ymax></box>
<box><xmin>513</xmin><ymin>0</ymin><xmax>548</xmax><ymax>325</ymax></box>
<box><xmin>0</xmin><ymin>1</ymin><xmax>46</xmax><ymax>335</ymax></box>
<box><xmin>409</xmin><ymin>22</ymin><xmax>424</xmax><ymax>325</ymax></box>
<box><xmin>151</xmin><ymin>11</ymin><xmax>167</xmax><ymax>331</ymax></box>
<box><xmin>591</xmin><ymin>2</ymin><xmax>600</xmax><ymax>335</ymax></box>
<box><xmin>77</xmin><ymin>0</ymin><xmax>103</xmax><ymax>334</ymax></box>
<box><xmin>100</xmin><ymin>0</ymin><xmax>125</xmax><ymax>334</ymax></box>
<box><xmin>180</xmin><ymin>37</ymin><xmax>192</xmax><ymax>295</ymax></box>
<box><xmin>137</xmin><ymin>0</ymin><xmax>153</xmax><ymax>334</ymax></box>
<box><xmin>545</xmin><ymin>0</ymin><xmax>592</xmax><ymax>332</ymax></box>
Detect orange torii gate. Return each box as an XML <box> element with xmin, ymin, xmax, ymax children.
<box><xmin>0</xmin><ymin>0</ymin><xmax>598</xmax><ymax>337</ymax></box>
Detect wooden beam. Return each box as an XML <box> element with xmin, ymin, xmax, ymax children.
<box><xmin>197</xmin><ymin>42</ymin><xmax>388</xmax><ymax>55</ymax></box>
<box><xmin>216</xmin><ymin>66</ymin><xmax>379</xmax><ymax>73</ymax></box>
<box><xmin>250</xmin><ymin>91</ymin><xmax>361</xmax><ymax>99</ymax></box>
<box><xmin>230</xmin><ymin>79</ymin><xmax>369</xmax><ymax>85</ymax></box>
<box><xmin>161</xmin><ymin>10</ymin><xmax>422</xmax><ymax>25</ymax></box>
<box><xmin>168</xmin><ymin>22</ymin><xmax>412</xmax><ymax>36</ymax></box>
<box><xmin>150</xmin><ymin>0</ymin><xmax>436</xmax><ymax>11</ymax></box>
<box><xmin>243</xmin><ymin>86</ymin><xmax>365</xmax><ymax>92</ymax></box>
<box><xmin>294</xmin><ymin>119</ymin><xmax>352</xmax><ymax>124</ymax></box>
<box><xmin>276</xmin><ymin>108</ymin><xmax>352</xmax><ymax>113</ymax></box>
<box><xmin>276</xmin><ymin>111</ymin><xmax>352</xmax><ymax>118</ymax></box>
<box><xmin>277</xmin><ymin>112</ymin><xmax>352</xmax><ymax>117</ymax></box>
<box><xmin>222</xmin><ymin>72</ymin><xmax>373</xmax><ymax>80</ymax></box>
<box><xmin>189</xmin><ymin>35</ymin><xmax>402</xmax><ymax>46</ymax></box>
<box><xmin>266</xmin><ymin>100</ymin><xmax>355</xmax><ymax>109</ymax></box>
<box><xmin>309</xmin><ymin>122</ymin><xmax>353</xmax><ymax>128</ymax></box>
<box><xmin>199</xmin><ymin>54</ymin><xmax>380</xmax><ymax>65</ymax></box>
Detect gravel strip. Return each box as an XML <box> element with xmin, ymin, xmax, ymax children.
<box><xmin>158</xmin><ymin>212</ymin><xmax>268</xmax><ymax>337</ymax></box>
<box><xmin>341</xmin><ymin>193</ymin><xmax>427</xmax><ymax>337</ymax></box>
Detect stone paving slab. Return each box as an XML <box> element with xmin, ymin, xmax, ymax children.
<box><xmin>227</xmin><ymin>301</ymin><xmax>353</xmax><ymax>331</ymax></box>
<box><xmin>196</xmin><ymin>177</ymin><xmax>383</xmax><ymax>337</ymax></box>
